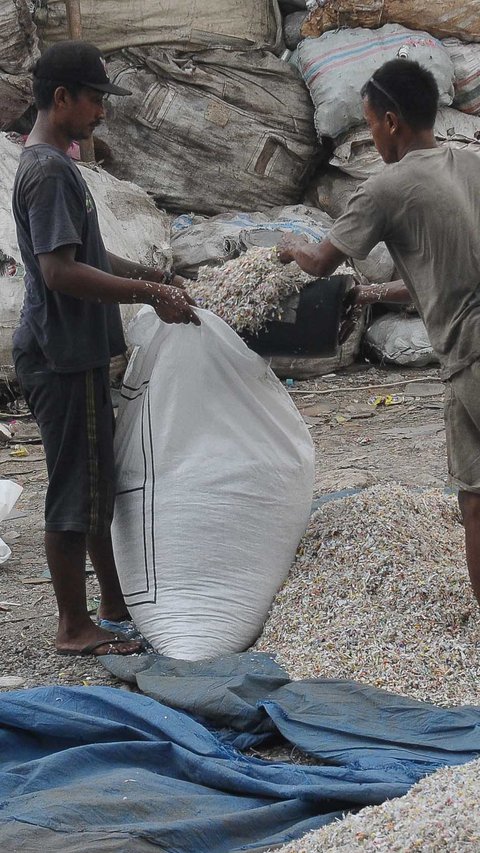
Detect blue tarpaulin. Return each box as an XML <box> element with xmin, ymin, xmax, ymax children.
<box><xmin>2</xmin><ymin>654</ymin><xmax>480</xmax><ymax>852</ymax></box>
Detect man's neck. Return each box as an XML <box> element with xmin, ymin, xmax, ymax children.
<box><xmin>397</xmin><ymin>129</ymin><xmax>437</xmax><ymax>161</ymax></box>
<box><xmin>26</xmin><ymin>112</ymin><xmax>73</xmax><ymax>154</ymax></box>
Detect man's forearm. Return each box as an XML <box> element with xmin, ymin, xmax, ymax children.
<box><xmin>283</xmin><ymin>239</ymin><xmax>346</xmax><ymax>278</ymax></box>
<box><xmin>107</xmin><ymin>252</ymin><xmax>171</xmax><ymax>282</ymax></box>
<box><xmin>355</xmin><ymin>280</ymin><xmax>411</xmax><ymax>305</ymax></box>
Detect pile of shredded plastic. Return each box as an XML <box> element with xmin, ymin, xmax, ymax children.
<box><xmin>273</xmin><ymin>758</ymin><xmax>480</xmax><ymax>852</ymax></box>
<box><xmin>257</xmin><ymin>484</ymin><xmax>480</xmax><ymax>706</ymax></box>
<box><xmin>190</xmin><ymin>246</ymin><xmax>314</xmax><ymax>333</ymax></box>
<box><xmin>257</xmin><ymin>484</ymin><xmax>480</xmax><ymax>852</ymax></box>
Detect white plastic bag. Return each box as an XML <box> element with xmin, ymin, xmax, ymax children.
<box><xmin>0</xmin><ymin>479</ymin><xmax>22</xmax><ymax>564</ymax></box>
<box><xmin>112</xmin><ymin>308</ymin><xmax>314</xmax><ymax>659</ymax></box>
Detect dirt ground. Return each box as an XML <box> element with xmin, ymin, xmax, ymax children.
<box><xmin>0</xmin><ymin>361</ymin><xmax>447</xmax><ymax>692</ymax></box>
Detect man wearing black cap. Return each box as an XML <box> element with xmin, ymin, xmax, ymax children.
<box><xmin>12</xmin><ymin>40</ymin><xmax>200</xmax><ymax>657</ymax></box>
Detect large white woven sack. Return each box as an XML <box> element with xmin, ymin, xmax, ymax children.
<box><xmin>112</xmin><ymin>307</ymin><xmax>315</xmax><ymax>660</ymax></box>
<box><xmin>297</xmin><ymin>24</ymin><xmax>454</xmax><ymax>139</ymax></box>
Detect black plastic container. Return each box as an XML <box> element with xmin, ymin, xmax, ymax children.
<box><xmin>241</xmin><ymin>274</ymin><xmax>353</xmax><ymax>358</ymax></box>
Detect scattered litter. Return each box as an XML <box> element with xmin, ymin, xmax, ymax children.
<box><xmin>0</xmin><ymin>677</ymin><xmax>25</xmax><ymax>689</ymax></box>
<box><xmin>0</xmin><ymin>424</ymin><xmax>13</xmax><ymax>444</ymax></box>
<box><xmin>369</xmin><ymin>394</ymin><xmax>404</xmax><ymax>407</ymax></box>
<box><xmin>408</xmin><ymin>382</ymin><xmax>445</xmax><ymax>397</ymax></box>
<box><xmin>21</xmin><ymin>577</ymin><xmax>52</xmax><ymax>585</ymax></box>
<box><xmin>288</xmin><ymin>376</ymin><xmax>440</xmax><ymax>395</ymax></box>
<box><xmin>9</xmin><ymin>445</ymin><xmax>29</xmax><ymax>458</ymax></box>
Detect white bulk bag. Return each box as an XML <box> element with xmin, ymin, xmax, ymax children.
<box><xmin>112</xmin><ymin>307</ymin><xmax>315</xmax><ymax>659</ymax></box>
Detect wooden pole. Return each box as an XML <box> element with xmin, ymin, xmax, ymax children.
<box><xmin>65</xmin><ymin>0</ymin><xmax>96</xmax><ymax>163</ymax></box>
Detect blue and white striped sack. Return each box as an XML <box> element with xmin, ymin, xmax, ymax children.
<box><xmin>297</xmin><ymin>24</ymin><xmax>454</xmax><ymax>139</ymax></box>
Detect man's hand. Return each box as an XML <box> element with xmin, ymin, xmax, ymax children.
<box><xmin>276</xmin><ymin>233</ymin><xmax>309</xmax><ymax>265</ymax></box>
<box><xmin>149</xmin><ymin>283</ymin><xmax>201</xmax><ymax>326</ymax></box>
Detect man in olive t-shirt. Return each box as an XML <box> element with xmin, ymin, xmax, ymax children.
<box><xmin>278</xmin><ymin>58</ymin><xmax>480</xmax><ymax>610</ymax></box>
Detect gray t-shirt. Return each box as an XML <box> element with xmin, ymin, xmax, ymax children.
<box><xmin>329</xmin><ymin>146</ymin><xmax>480</xmax><ymax>379</ymax></box>
<box><xmin>12</xmin><ymin>144</ymin><xmax>125</xmax><ymax>372</ymax></box>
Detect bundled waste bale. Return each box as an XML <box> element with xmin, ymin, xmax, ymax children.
<box><xmin>35</xmin><ymin>0</ymin><xmax>282</xmax><ymax>54</ymax></box>
<box><xmin>98</xmin><ymin>47</ymin><xmax>319</xmax><ymax>216</ymax></box>
<box><xmin>297</xmin><ymin>25</ymin><xmax>454</xmax><ymax>139</ymax></box>
<box><xmin>443</xmin><ymin>38</ymin><xmax>480</xmax><ymax>115</ymax></box>
<box><xmin>172</xmin><ymin>203</ymin><xmax>393</xmax><ymax>284</ymax></box>
<box><xmin>0</xmin><ymin>75</ymin><xmax>32</xmax><ymax>130</ymax></box>
<box><xmin>304</xmin><ymin>167</ymin><xmax>360</xmax><ymax>219</ymax></box>
<box><xmin>331</xmin><ymin>108</ymin><xmax>480</xmax><ymax>180</ymax></box>
<box><xmin>0</xmin><ymin>1</ymin><xmax>39</xmax><ymax>129</ymax></box>
<box><xmin>284</xmin><ymin>12</ymin><xmax>309</xmax><ymax>50</ymax></box>
<box><xmin>0</xmin><ymin>0</ymin><xmax>39</xmax><ymax>74</ymax></box>
<box><xmin>302</xmin><ymin>0</ymin><xmax>480</xmax><ymax>44</ymax></box>
<box><xmin>365</xmin><ymin>312</ymin><xmax>438</xmax><ymax>367</ymax></box>
<box><xmin>112</xmin><ymin>307</ymin><xmax>314</xmax><ymax>659</ymax></box>
<box><xmin>279</xmin><ymin>0</ymin><xmax>307</xmax><ymax>9</ymax></box>
<box><xmin>171</xmin><ymin>205</ymin><xmax>332</xmax><ymax>277</ymax></box>
<box><xmin>0</xmin><ymin>133</ymin><xmax>171</xmax><ymax>379</ymax></box>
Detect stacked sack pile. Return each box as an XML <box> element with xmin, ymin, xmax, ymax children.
<box><xmin>0</xmin><ymin>1</ymin><xmax>39</xmax><ymax>129</ymax></box>
<box><xmin>30</xmin><ymin>0</ymin><xmax>373</xmax><ymax>375</ymax></box>
<box><xmin>285</xmin><ymin>0</ymin><xmax>480</xmax><ymax>365</ymax></box>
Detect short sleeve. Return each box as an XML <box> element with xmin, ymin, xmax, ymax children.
<box><xmin>25</xmin><ymin>163</ymin><xmax>85</xmax><ymax>255</ymax></box>
<box><xmin>329</xmin><ymin>179</ymin><xmax>387</xmax><ymax>261</ymax></box>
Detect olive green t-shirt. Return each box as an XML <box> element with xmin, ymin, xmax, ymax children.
<box><xmin>329</xmin><ymin>146</ymin><xmax>480</xmax><ymax>379</ymax></box>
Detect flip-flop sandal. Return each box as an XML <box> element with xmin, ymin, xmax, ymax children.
<box><xmin>57</xmin><ymin>637</ymin><xmax>143</xmax><ymax>657</ymax></box>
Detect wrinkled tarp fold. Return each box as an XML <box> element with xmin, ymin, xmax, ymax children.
<box><xmin>1</xmin><ymin>652</ymin><xmax>480</xmax><ymax>851</ymax></box>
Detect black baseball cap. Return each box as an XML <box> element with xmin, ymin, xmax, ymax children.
<box><xmin>33</xmin><ymin>40</ymin><xmax>131</xmax><ymax>96</ymax></box>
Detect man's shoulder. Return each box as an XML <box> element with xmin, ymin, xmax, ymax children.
<box><xmin>18</xmin><ymin>145</ymin><xmax>81</xmax><ymax>184</ymax></box>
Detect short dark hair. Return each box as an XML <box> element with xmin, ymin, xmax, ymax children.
<box><xmin>361</xmin><ymin>59</ymin><xmax>439</xmax><ymax>130</ymax></box>
<box><xmin>32</xmin><ymin>74</ymin><xmax>84</xmax><ymax>111</ymax></box>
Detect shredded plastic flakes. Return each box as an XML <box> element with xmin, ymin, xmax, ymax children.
<box><xmin>273</xmin><ymin>758</ymin><xmax>480</xmax><ymax>852</ymax></box>
<box><xmin>190</xmin><ymin>247</ymin><xmax>315</xmax><ymax>333</ymax></box>
<box><xmin>257</xmin><ymin>484</ymin><xmax>480</xmax><ymax>851</ymax></box>
<box><xmin>257</xmin><ymin>484</ymin><xmax>480</xmax><ymax>707</ymax></box>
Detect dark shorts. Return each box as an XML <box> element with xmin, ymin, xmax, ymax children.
<box><xmin>444</xmin><ymin>359</ymin><xmax>480</xmax><ymax>493</ymax></box>
<box><xmin>14</xmin><ymin>346</ymin><xmax>115</xmax><ymax>535</ymax></box>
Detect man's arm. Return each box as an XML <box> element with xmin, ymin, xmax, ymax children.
<box><xmin>276</xmin><ymin>235</ymin><xmax>347</xmax><ymax>278</ymax></box>
<box><xmin>38</xmin><ymin>245</ymin><xmax>200</xmax><ymax>326</ymax></box>
<box><xmin>106</xmin><ymin>252</ymin><xmax>186</xmax><ymax>290</ymax></box>
<box><xmin>354</xmin><ymin>279</ymin><xmax>411</xmax><ymax>305</ymax></box>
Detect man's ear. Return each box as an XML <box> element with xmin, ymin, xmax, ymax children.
<box><xmin>53</xmin><ymin>86</ymin><xmax>70</xmax><ymax>110</ymax></box>
<box><xmin>385</xmin><ymin>110</ymin><xmax>400</xmax><ymax>135</ymax></box>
